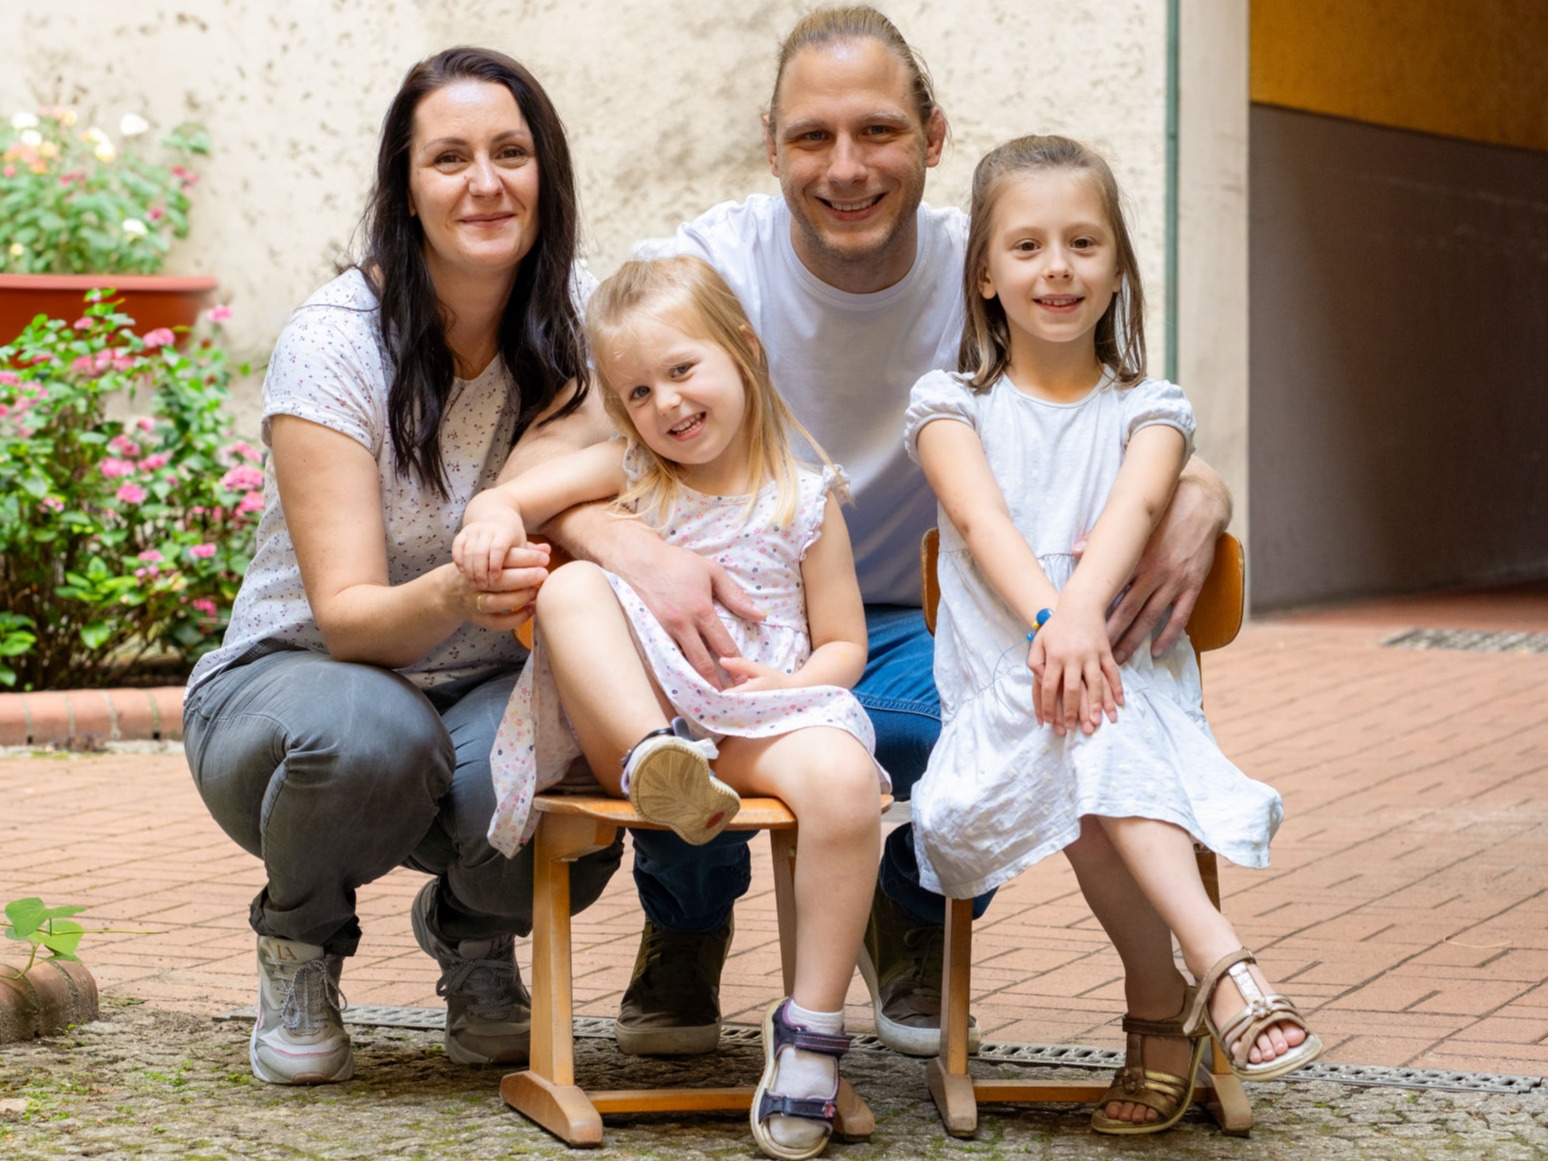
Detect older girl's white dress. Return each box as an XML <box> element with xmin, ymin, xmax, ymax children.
<box><xmin>902</xmin><ymin>369</ymin><xmax>1283</xmax><ymax>899</ymax></box>
<box><xmin>487</xmin><ymin>449</ymin><xmax>887</xmax><ymax>857</ymax></box>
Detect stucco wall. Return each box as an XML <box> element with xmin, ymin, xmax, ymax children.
<box><xmin>2</xmin><ymin>0</ymin><xmax>1173</xmax><ymax>437</ymax></box>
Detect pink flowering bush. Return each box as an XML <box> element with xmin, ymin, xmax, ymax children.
<box><xmin>0</xmin><ymin>292</ymin><xmax>253</xmax><ymax>688</ymax></box>
<box><xmin>1</xmin><ymin>107</ymin><xmax>207</xmax><ymax>275</ymax></box>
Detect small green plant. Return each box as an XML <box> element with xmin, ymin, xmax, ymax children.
<box><xmin>0</xmin><ymin>292</ymin><xmax>257</xmax><ymax>689</ymax></box>
<box><xmin>1</xmin><ymin>107</ymin><xmax>207</xmax><ymax>276</ymax></box>
<box><xmin>1</xmin><ymin>898</ymin><xmax>85</xmax><ymax>978</ymax></box>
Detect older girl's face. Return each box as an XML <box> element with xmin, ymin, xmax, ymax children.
<box><xmin>408</xmin><ymin>80</ymin><xmax>540</xmax><ymax>287</ymax></box>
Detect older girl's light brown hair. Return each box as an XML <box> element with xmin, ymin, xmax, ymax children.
<box><xmin>586</xmin><ymin>256</ymin><xmax>838</xmax><ymax>529</ymax></box>
<box><xmin>959</xmin><ymin>134</ymin><xmax>1147</xmax><ymax>391</ymax></box>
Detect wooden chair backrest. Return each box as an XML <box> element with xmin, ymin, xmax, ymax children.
<box><xmin>921</xmin><ymin>530</ymin><xmax>1244</xmax><ymax>656</ymax></box>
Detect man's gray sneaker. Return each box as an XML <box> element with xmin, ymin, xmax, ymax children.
<box><xmin>251</xmin><ymin>935</ymin><xmax>353</xmax><ymax>1084</ymax></box>
<box><xmin>614</xmin><ymin>917</ymin><xmax>732</xmax><ymax>1055</ymax></box>
<box><xmin>858</xmin><ymin>887</ymin><xmax>981</xmax><ymax>1057</ymax></box>
<box><xmin>411</xmin><ymin>880</ymin><xmax>531</xmax><ymax>1065</ymax></box>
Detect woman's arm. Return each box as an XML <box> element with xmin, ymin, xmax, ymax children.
<box><xmin>271</xmin><ymin>415</ymin><xmax>547</xmax><ymax>668</ymax></box>
<box><xmin>720</xmin><ymin>493</ymin><xmax>867</xmax><ymax>692</ymax></box>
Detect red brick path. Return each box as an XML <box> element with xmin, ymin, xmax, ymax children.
<box><xmin>2</xmin><ymin>589</ymin><xmax>1545</xmax><ymax>1076</ymax></box>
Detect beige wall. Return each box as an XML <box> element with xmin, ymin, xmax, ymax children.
<box><xmin>1178</xmin><ymin>0</ymin><xmax>1250</xmax><ymax>541</ymax></box>
<box><xmin>1</xmin><ymin>0</ymin><xmax>1274</xmax><ymax>527</ymax></box>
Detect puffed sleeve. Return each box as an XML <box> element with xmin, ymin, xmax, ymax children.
<box><xmin>796</xmin><ymin>464</ymin><xmax>852</xmax><ymax>559</ymax></box>
<box><xmin>260</xmin><ymin>302</ymin><xmax>386</xmax><ymax>455</ymax></box>
<box><xmin>1123</xmin><ymin>377</ymin><xmax>1196</xmax><ymax>460</ymax></box>
<box><xmin>902</xmin><ymin>369</ymin><xmax>979</xmax><ymax>463</ymax></box>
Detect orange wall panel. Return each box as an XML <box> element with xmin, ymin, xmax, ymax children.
<box><xmin>1251</xmin><ymin>0</ymin><xmax>1548</xmax><ymax>153</ymax></box>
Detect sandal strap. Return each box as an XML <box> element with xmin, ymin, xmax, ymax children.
<box><xmin>1100</xmin><ymin>1066</ymin><xmax>1191</xmax><ymax>1112</ymax></box>
<box><xmin>1216</xmin><ymin>989</ymin><xmax>1311</xmax><ymax>1068</ymax></box>
<box><xmin>755</xmin><ymin>1091</ymin><xmax>838</xmax><ymax>1125</ymax></box>
<box><xmin>1182</xmin><ymin>947</ymin><xmax>1255</xmax><ymax>1037</ymax></box>
<box><xmin>1121</xmin><ymin>983</ymin><xmax>1199</xmax><ymax>1038</ymax></box>
<box><xmin>770</xmin><ymin>1000</ymin><xmax>852</xmax><ymax>1059</ymax></box>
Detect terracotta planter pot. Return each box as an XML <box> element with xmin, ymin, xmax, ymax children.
<box><xmin>0</xmin><ymin>273</ymin><xmax>218</xmax><ymax>344</ymax></box>
<box><xmin>0</xmin><ymin>958</ymin><xmax>99</xmax><ymax>1042</ymax></box>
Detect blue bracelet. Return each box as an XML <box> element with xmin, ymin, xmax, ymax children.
<box><xmin>1026</xmin><ymin>608</ymin><xmax>1053</xmax><ymax>642</ymax></box>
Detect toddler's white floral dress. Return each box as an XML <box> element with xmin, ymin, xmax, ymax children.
<box><xmin>487</xmin><ymin>448</ymin><xmax>888</xmax><ymax>857</ymax></box>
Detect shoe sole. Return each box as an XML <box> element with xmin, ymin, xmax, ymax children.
<box><xmin>250</xmin><ymin>1024</ymin><xmax>354</xmax><ymax>1085</ymax></box>
<box><xmin>614</xmin><ymin>1020</ymin><xmax>722</xmax><ymax>1056</ymax></box>
<box><xmin>1226</xmin><ymin>1032</ymin><xmax>1324</xmax><ymax>1082</ymax></box>
<box><xmin>444</xmin><ymin>1028</ymin><xmax>531</xmax><ymax>1066</ymax></box>
<box><xmin>627</xmin><ymin>739</ymin><xmax>740</xmax><ymax>845</ymax></box>
<box><xmin>855</xmin><ymin>944</ymin><xmax>981</xmax><ymax>1058</ymax></box>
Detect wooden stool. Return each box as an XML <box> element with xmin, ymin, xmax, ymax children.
<box><xmin>500</xmin><ymin>793</ymin><xmax>880</xmax><ymax>1147</ymax></box>
<box><xmin>920</xmin><ymin>530</ymin><xmax>1255</xmax><ymax>1137</ymax></box>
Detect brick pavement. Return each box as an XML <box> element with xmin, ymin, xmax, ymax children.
<box><xmin>2</xmin><ymin>588</ymin><xmax>1546</xmax><ymax>1078</ymax></box>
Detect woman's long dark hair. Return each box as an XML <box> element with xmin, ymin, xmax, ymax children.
<box><xmin>361</xmin><ymin>46</ymin><xmax>587</xmax><ymax>495</ymax></box>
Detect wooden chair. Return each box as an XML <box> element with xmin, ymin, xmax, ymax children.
<box><xmin>498</xmin><ymin>682</ymin><xmax>883</xmax><ymax>1146</ymax></box>
<box><xmin>920</xmin><ymin>529</ymin><xmax>1254</xmax><ymax>1137</ymax></box>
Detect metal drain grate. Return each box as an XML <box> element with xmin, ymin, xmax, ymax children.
<box><xmin>1383</xmin><ymin>628</ymin><xmax>1548</xmax><ymax>654</ymax></box>
<box><xmin>218</xmin><ymin>1008</ymin><xmax>1544</xmax><ymax>1095</ymax></box>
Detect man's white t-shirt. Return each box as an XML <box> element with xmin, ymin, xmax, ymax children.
<box><xmin>646</xmin><ymin>194</ymin><xmax>968</xmax><ymax>606</ymax></box>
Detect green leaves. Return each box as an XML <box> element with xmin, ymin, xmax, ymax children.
<box><xmin>0</xmin><ymin>109</ymin><xmax>207</xmax><ymax>276</ymax></box>
<box><xmin>3</xmin><ymin>898</ymin><xmax>88</xmax><ymax>967</ymax></box>
<box><xmin>0</xmin><ymin>299</ymin><xmax>257</xmax><ymax>689</ymax></box>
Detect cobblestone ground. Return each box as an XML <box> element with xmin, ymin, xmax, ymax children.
<box><xmin>2</xmin><ymin>1003</ymin><xmax>1545</xmax><ymax>1160</ymax></box>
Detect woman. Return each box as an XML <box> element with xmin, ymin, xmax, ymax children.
<box><xmin>182</xmin><ymin>46</ymin><xmax>621</xmax><ymax>1085</ymax></box>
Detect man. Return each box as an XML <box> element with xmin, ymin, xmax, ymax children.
<box><xmin>524</xmin><ymin>5</ymin><xmax>1230</xmax><ymax>1058</ymax></box>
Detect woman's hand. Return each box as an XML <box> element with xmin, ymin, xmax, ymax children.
<box><xmin>455</xmin><ymin>540</ymin><xmax>551</xmax><ymax>631</ymax></box>
<box><xmin>454</xmin><ymin>510</ymin><xmax>529</xmax><ymax>590</ymax></box>
<box><xmin>1027</xmin><ymin>606</ymin><xmax>1124</xmax><ymax>737</ymax></box>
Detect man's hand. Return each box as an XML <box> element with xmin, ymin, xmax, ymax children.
<box><xmin>1088</xmin><ymin>466</ymin><xmax>1229</xmax><ymax>663</ymax></box>
<box><xmin>615</xmin><ymin>532</ymin><xmax>765</xmax><ymax>688</ymax></box>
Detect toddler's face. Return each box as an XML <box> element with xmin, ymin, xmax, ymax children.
<box><xmin>604</xmin><ymin>316</ymin><xmax>752</xmax><ymax>495</ymax></box>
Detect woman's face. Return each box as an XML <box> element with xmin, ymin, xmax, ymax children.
<box><xmin>407</xmin><ymin>79</ymin><xmax>540</xmax><ymax>288</ymax></box>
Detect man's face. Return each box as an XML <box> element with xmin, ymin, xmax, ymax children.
<box><xmin>765</xmin><ymin>38</ymin><xmax>945</xmax><ymax>293</ymax></box>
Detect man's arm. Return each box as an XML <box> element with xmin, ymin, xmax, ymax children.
<box><xmin>1101</xmin><ymin>455</ymin><xmax>1232</xmax><ymax>663</ymax></box>
<box><xmin>503</xmin><ymin>379</ymin><xmax>763</xmax><ymax>687</ymax></box>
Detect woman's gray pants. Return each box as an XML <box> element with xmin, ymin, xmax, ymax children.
<box><xmin>183</xmin><ymin>649</ymin><xmax>622</xmax><ymax>956</ymax></box>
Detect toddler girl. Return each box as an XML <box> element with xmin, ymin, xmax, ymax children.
<box><xmin>905</xmin><ymin>135</ymin><xmax>1321</xmax><ymax>1135</ymax></box>
<box><xmin>457</xmin><ymin>256</ymin><xmax>887</xmax><ymax>1161</ymax></box>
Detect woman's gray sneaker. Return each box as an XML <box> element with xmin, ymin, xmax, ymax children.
<box><xmin>251</xmin><ymin>935</ymin><xmax>354</xmax><ymax>1084</ymax></box>
<box><xmin>411</xmin><ymin>881</ymin><xmax>531</xmax><ymax>1065</ymax></box>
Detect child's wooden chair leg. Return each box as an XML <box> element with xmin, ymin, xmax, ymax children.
<box><xmin>1192</xmin><ymin>844</ymin><xmax>1253</xmax><ymax>1136</ymax></box>
<box><xmin>927</xmin><ymin>894</ymin><xmax>980</xmax><ymax>1137</ymax></box>
<box><xmin>500</xmin><ymin>814</ymin><xmax>617</xmax><ymax>1147</ymax></box>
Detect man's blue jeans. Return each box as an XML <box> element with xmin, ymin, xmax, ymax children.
<box><xmin>630</xmin><ymin>605</ymin><xmax>995</xmax><ymax>931</ymax></box>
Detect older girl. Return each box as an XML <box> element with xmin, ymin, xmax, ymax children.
<box><xmin>906</xmin><ymin>135</ymin><xmax>1321</xmax><ymax>1135</ymax></box>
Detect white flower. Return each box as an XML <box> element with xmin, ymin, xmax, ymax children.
<box><xmin>85</xmin><ymin>126</ymin><xmax>109</xmax><ymax>144</ymax></box>
<box><xmin>94</xmin><ymin>141</ymin><xmax>117</xmax><ymax>162</ymax></box>
<box><xmin>122</xmin><ymin>218</ymin><xmax>148</xmax><ymax>236</ymax></box>
<box><xmin>10</xmin><ymin>112</ymin><xmax>38</xmax><ymax>130</ymax></box>
<box><xmin>119</xmin><ymin>113</ymin><xmax>150</xmax><ymax>137</ymax></box>
<box><xmin>58</xmin><ymin>108</ymin><xmax>77</xmax><ymax>127</ymax></box>
<box><xmin>8</xmin><ymin>242</ymin><xmax>23</xmax><ymax>257</ymax></box>
<box><xmin>19</xmin><ymin>129</ymin><xmax>41</xmax><ymax>147</ymax></box>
